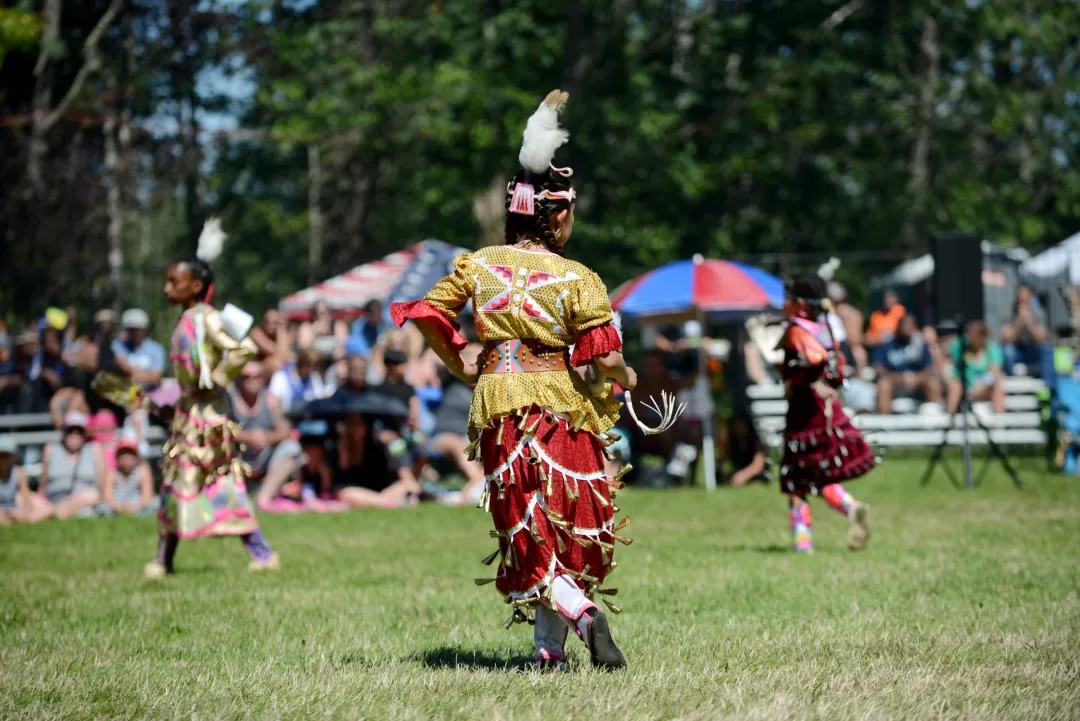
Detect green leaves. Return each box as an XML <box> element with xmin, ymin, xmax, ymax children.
<box><xmin>6</xmin><ymin>0</ymin><xmax>1077</xmax><ymax>320</ymax></box>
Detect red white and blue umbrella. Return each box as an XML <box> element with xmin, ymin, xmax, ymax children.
<box><xmin>610</xmin><ymin>255</ymin><xmax>784</xmax><ymax>320</ymax></box>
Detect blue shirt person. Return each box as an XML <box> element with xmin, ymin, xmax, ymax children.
<box><xmin>872</xmin><ymin>315</ymin><xmax>943</xmax><ymax>413</ymax></box>
<box><xmin>348</xmin><ymin>299</ymin><xmax>386</xmax><ymax>358</ymax></box>
<box><xmin>111</xmin><ymin>309</ymin><xmax>167</xmax><ymax>390</ymax></box>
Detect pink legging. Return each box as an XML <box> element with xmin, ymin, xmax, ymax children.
<box><xmin>789</xmin><ymin>484</ymin><xmax>856</xmax><ymax>551</ymax></box>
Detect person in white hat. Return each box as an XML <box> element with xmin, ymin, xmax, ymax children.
<box><xmin>0</xmin><ymin>435</ymin><xmax>52</xmax><ymax>525</ymax></box>
<box><xmin>112</xmin><ymin>308</ymin><xmax>167</xmax><ymax>390</ymax></box>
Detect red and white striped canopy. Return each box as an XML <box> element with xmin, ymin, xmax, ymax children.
<box><xmin>280</xmin><ymin>246</ymin><xmax>418</xmax><ymax>318</ymax></box>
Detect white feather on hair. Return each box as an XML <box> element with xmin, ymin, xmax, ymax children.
<box><xmin>519</xmin><ymin>90</ymin><xmax>570</xmax><ymax>174</ymax></box>
<box><xmin>817</xmin><ymin>257</ymin><xmax>841</xmax><ymax>282</ymax></box>
<box><xmin>197</xmin><ymin>217</ymin><xmax>227</xmax><ymax>263</ymax></box>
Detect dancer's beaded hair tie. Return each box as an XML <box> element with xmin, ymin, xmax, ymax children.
<box><xmin>504</xmin><ymin>90</ymin><xmax>576</xmax><ymax>253</ymax></box>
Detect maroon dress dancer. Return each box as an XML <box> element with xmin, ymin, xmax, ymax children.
<box><xmin>779</xmin><ymin>302</ymin><xmax>875</xmax><ymax>552</ymax></box>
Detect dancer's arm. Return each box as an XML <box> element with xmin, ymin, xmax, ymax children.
<box><xmin>570</xmin><ymin>271</ymin><xmax>636</xmax><ymax>390</ymax></box>
<box><xmin>203</xmin><ymin>307</ymin><xmax>259</xmax><ymax>387</ymax></box>
<box><xmin>412</xmin><ymin>318</ymin><xmax>478</xmax><ymax>385</ymax></box>
<box><xmin>594</xmin><ymin>352</ymin><xmax>637</xmax><ymax>391</ymax></box>
<box><xmin>392</xmin><ymin>254</ymin><xmax>476</xmax><ymax>384</ymax></box>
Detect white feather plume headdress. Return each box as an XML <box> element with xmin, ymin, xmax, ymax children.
<box><xmin>197</xmin><ymin>217</ymin><xmax>226</xmax><ymax>263</ymax></box>
<box><xmin>817</xmin><ymin>257</ymin><xmax>841</xmax><ymax>282</ymax></box>
<box><xmin>519</xmin><ymin>90</ymin><xmax>570</xmax><ymax>174</ymax></box>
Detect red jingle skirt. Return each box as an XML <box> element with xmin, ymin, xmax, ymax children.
<box><xmin>475</xmin><ymin>406</ymin><xmax>628</xmax><ymax>627</ymax></box>
<box><xmin>780</xmin><ymin>387</ymin><xmax>877</xmax><ymax>496</ymax></box>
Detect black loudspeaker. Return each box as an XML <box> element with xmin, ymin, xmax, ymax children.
<box><xmin>931</xmin><ymin>232</ymin><xmax>984</xmax><ymax>325</ymax></box>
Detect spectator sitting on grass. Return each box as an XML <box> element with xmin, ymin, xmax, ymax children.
<box><xmin>87</xmin><ymin>409</ymin><xmax>120</xmax><ymax>471</ymax></box>
<box><xmin>0</xmin><ymin>435</ymin><xmax>51</xmax><ymax>525</ymax></box>
<box><xmin>873</xmin><ymin>314</ymin><xmax>942</xmax><ymax>414</ymax></box>
<box><xmin>229</xmin><ymin>362</ymin><xmax>303</xmax><ymax>510</ymax></box>
<box><xmin>426</xmin><ymin>343</ymin><xmax>486</xmax><ymax>507</ymax></box>
<box><xmin>101</xmin><ymin>438</ymin><xmax>157</xmax><ymax>516</ymax></box>
<box><xmin>947</xmin><ymin>320</ymin><xmax>1006</xmax><ymax>414</ymax></box>
<box><xmin>40</xmin><ymin>411</ymin><xmax>107</xmax><ymax>519</ymax></box>
<box><xmin>725</xmin><ymin>413</ymin><xmax>768</xmax><ymax>487</ymax></box>
<box><xmin>297</xmin><ymin>424</ymin><xmax>335</xmax><ymax>502</ymax></box>
<box><xmin>334</xmin><ymin>412</ymin><xmax>422</xmax><ymax>508</ymax></box>
<box><xmin>331</xmin><ymin>349</ymin><xmax>416</xmax><ymax>466</ymax></box>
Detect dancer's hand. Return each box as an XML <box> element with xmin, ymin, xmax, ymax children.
<box><xmin>458</xmin><ymin>359</ymin><xmax>480</xmax><ymax>385</ymax></box>
<box><xmin>623</xmin><ymin>367</ymin><xmax>638</xmax><ymax>391</ymax></box>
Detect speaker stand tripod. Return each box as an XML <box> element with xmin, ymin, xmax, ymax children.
<box><xmin>920</xmin><ymin>394</ymin><xmax>1023</xmax><ymax>490</ymax></box>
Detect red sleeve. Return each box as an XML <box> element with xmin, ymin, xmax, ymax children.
<box><xmin>390</xmin><ymin>300</ymin><xmax>468</xmax><ymax>353</ymax></box>
<box><xmin>571</xmin><ymin>323</ymin><xmax>622</xmax><ymax>367</ymax></box>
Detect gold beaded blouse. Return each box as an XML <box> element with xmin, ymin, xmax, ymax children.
<box><xmin>420</xmin><ymin>245</ymin><xmax>622</xmax><ymax>437</ymax></box>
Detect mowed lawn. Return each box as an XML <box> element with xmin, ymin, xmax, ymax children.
<box><xmin>1</xmin><ymin>458</ymin><xmax>1078</xmax><ymax>720</ymax></box>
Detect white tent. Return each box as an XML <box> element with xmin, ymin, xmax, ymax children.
<box><xmin>1021</xmin><ymin>231</ymin><xmax>1080</xmax><ymax>283</ymax></box>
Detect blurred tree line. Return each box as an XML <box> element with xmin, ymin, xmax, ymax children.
<box><xmin>0</xmin><ymin>0</ymin><xmax>1077</xmax><ymax>324</ymax></box>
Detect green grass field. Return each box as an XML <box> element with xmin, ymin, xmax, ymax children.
<box><xmin>2</xmin><ymin>458</ymin><xmax>1078</xmax><ymax>720</ymax></box>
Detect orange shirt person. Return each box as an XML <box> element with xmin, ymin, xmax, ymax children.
<box><xmin>865</xmin><ymin>290</ymin><xmax>906</xmax><ymax>346</ymax></box>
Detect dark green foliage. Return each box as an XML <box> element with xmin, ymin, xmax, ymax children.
<box><xmin>1</xmin><ymin>0</ymin><xmax>1077</xmax><ymax>319</ymax></box>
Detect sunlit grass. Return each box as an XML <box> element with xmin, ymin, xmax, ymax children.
<box><xmin>1</xmin><ymin>459</ymin><xmax>1077</xmax><ymax>720</ymax></box>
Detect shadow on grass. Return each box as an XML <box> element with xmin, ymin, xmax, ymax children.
<box><xmin>413</xmin><ymin>647</ymin><xmax>535</xmax><ymax>671</ymax></box>
<box><xmin>718</xmin><ymin>543</ymin><xmax>792</xmax><ymax>554</ymax></box>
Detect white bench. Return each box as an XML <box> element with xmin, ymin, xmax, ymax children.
<box><xmin>748</xmin><ymin>376</ymin><xmax>1048</xmax><ymax>449</ymax></box>
<box><xmin>0</xmin><ymin>413</ymin><xmax>166</xmax><ymax>480</ymax></box>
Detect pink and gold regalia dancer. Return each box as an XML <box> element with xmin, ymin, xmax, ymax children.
<box><xmin>779</xmin><ymin>272</ymin><xmax>876</xmax><ymax>553</ymax></box>
<box><xmin>143</xmin><ymin>255</ymin><xmax>279</xmax><ymax>578</ymax></box>
<box><xmin>392</xmin><ymin>91</ymin><xmax>658</xmax><ymax>670</ymax></box>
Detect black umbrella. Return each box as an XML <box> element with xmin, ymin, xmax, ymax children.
<box><xmin>287</xmin><ymin>391</ymin><xmax>410</xmax><ymax>423</ymax></box>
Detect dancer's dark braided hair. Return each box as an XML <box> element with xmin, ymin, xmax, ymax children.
<box><xmin>503</xmin><ymin>168</ymin><xmax>574</xmax><ymax>255</ymax></box>
<box><xmin>785</xmin><ymin>272</ymin><xmax>829</xmax><ymax>319</ymax></box>
<box><xmin>176</xmin><ymin>257</ymin><xmax>215</xmax><ymax>301</ymax></box>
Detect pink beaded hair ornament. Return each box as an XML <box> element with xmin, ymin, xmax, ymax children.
<box><xmin>508</xmin><ymin>90</ymin><xmax>577</xmax><ymax>217</ymax></box>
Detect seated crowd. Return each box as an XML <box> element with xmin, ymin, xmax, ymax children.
<box><xmin>0</xmin><ymin>299</ymin><xmax>501</xmax><ymax>524</ymax></box>
<box><xmin>0</xmin><ymin>280</ymin><xmax>1058</xmax><ymax>523</ymax></box>
<box><xmin>828</xmin><ymin>282</ymin><xmax>1054</xmax><ymax>415</ymax></box>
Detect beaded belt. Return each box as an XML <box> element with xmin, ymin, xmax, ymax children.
<box><xmin>481</xmin><ymin>339</ymin><xmax>569</xmax><ymax>374</ymax></box>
